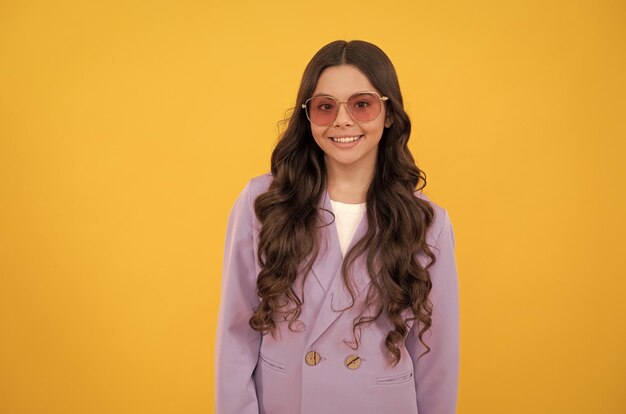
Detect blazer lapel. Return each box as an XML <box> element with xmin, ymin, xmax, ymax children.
<box><xmin>309</xmin><ymin>190</ymin><xmax>343</xmax><ymax>293</ymax></box>
<box><xmin>305</xmin><ymin>193</ymin><xmax>372</xmax><ymax>348</ymax></box>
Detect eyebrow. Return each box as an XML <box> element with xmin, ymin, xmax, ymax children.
<box><xmin>311</xmin><ymin>90</ymin><xmax>376</xmax><ymax>98</ymax></box>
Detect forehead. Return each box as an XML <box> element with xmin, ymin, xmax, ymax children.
<box><xmin>312</xmin><ymin>64</ymin><xmax>377</xmax><ymax>98</ymax></box>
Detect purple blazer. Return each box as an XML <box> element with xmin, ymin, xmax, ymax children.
<box><xmin>216</xmin><ymin>174</ymin><xmax>459</xmax><ymax>414</ymax></box>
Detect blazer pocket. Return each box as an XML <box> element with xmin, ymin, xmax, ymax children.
<box><xmin>376</xmin><ymin>371</ymin><xmax>414</xmax><ymax>386</ymax></box>
<box><xmin>258</xmin><ymin>353</ymin><xmax>287</xmax><ymax>374</ymax></box>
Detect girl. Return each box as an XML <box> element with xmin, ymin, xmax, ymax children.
<box><xmin>216</xmin><ymin>40</ymin><xmax>459</xmax><ymax>414</ymax></box>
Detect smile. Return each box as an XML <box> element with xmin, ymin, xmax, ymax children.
<box><xmin>330</xmin><ymin>135</ymin><xmax>363</xmax><ymax>143</ymax></box>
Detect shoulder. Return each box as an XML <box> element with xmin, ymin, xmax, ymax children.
<box><xmin>415</xmin><ymin>190</ymin><xmax>453</xmax><ymax>247</ymax></box>
<box><xmin>231</xmin><ymin>173</ymin><xmax>273</xmax><ymax>214</ymax></box>
<box><xmin>248</xmin><ymin>173</ymin><xmax>273</xmax><ymax>199</ymax></box>
<box><xmin>234</xmin><ymin>173</ymin><xmax>273</xmax><ymax>199</ymax></box>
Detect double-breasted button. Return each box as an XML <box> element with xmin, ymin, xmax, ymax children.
<box><xmin>305</xmin><ymin>351</ymin><xmax>321</xmax><ymax>366</ymax></box>
<box><xmin>345</xmin><ymin>354</ymin><xmax>361</xmax><ymax>370</ymax></box>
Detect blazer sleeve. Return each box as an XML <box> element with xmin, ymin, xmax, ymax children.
<box><xmin>215</xmin><ymin>181</ymin><xmax>262</xmax><ymax>414</ymax></box>
<box><xmin>406</xmin><ymin>209</ymin><xmax>460</xmax><ymax>414</ymax></box>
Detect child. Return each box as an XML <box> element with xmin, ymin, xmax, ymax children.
<box><xmin>216</xmin><ymin>40</ymin><xmax>459</xmax><ymax>414</ymax></box>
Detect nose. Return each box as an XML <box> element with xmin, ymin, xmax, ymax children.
<box><xmin>333</xmin><ymin>101</ymin><xmax>354</xmax><ymax>126</ymax></box>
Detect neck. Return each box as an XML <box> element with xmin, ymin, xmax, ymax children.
<box><xmin>325</xmin><ymin>157</ymin><xmax>376</xmax><ymax>204</ymax></box>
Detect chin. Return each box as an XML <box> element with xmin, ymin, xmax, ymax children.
<box><xmin>326</xmin><ymin>154</ymin><xmax>363</xmax><ymax>166</ymax></box>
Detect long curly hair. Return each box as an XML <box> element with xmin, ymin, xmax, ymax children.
<box><xmin>250</xmin><ymin>40</ymin><xmax>436</xmax><ymax>365</ymax></box>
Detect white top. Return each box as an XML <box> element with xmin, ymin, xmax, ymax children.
<box><xmin>330</xmin><ymin>199</ymin><xmax>367</xmax><ymax>257</ymax></box>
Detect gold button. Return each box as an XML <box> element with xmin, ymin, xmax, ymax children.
<box><xmin>345</xmin><ymin>354</ymin><xmax>361</xmax><ymax>370</ymax></box>
<box><xmin>305</xmin><ymin>351</ymin><xmax>321</xmax><ymax>366</ymax></box>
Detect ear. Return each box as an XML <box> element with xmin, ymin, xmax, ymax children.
<box><xmin>384</xmin><ymin>116</ymin><xmax>393</xmax><ymax>128</ymax></box>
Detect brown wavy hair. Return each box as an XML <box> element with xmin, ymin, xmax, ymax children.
<box><xmin>250</xmin><ymin>40</ymin><xmax>436</xmax><ymax>365</ymax></box>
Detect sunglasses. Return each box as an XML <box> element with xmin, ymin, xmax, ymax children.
<box><xmin>301</xmin><ymin>91</ymin><xmax>389</xmax><ymax>126</ymax></box>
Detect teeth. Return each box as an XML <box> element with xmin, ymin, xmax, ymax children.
<box><xmin>331</xmin><ymin>136</ymin><xmax>361</xmax><ymax>143</ymax></box>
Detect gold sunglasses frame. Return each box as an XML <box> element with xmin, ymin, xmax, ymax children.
<box><xmin>301</xmin><ymin>91</ymin><xmax>389</xmax><ymax>126</ymax></box>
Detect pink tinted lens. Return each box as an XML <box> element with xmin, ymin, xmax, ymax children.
<box><xmin>347</xmin><ymin>93</ymin><xmax>381</xmax><ymax>121</ymax></box>
<box><xmin>308</xmin><ymin>96</ymin><xmax>337</xmax><ymax>125</ymax></box>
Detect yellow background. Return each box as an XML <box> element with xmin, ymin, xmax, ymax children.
<box><xmin>1</xmin><ymin>0</ymin><xmax>624</xmax><ymax>413</ymax></box>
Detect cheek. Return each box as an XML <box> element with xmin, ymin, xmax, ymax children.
<box><xmin>364</xmin><ymin>122</ymin><xmax>386</xmax><ymax>141</ymax></box>
<box><xmin>310</xmin><ymin>126</ymin><xmax>328</xmax><ymax>143</ymax></box>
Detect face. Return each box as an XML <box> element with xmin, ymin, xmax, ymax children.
<box><xmin>308</xmin><ymin>64</ymin><xmax>392</xmax><ymax>171</ymax></box>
